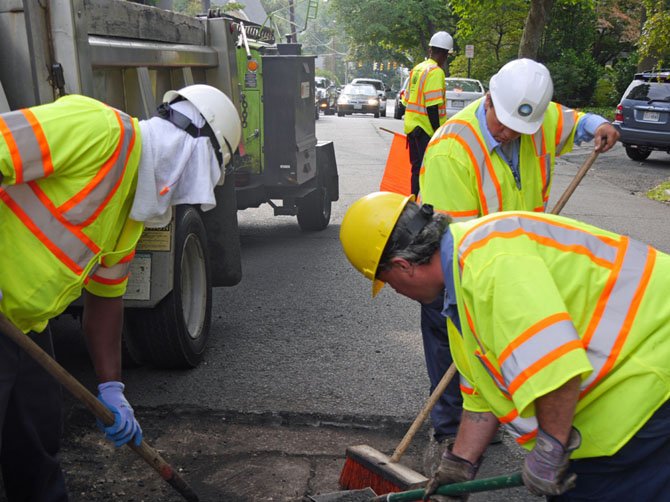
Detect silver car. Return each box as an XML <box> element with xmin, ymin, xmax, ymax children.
<box><xmin>445</xmin><ymin>77</ymin><xmax>485</xmax><ymax>117</ymax></box>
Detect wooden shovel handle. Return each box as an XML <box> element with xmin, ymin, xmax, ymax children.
<box><xmin>550</xmin><ymin>150</ymin><xmax>599</xmax><ymax>215</ymax></box>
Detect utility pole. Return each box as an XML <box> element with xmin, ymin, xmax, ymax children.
<box><xmin>288</xmin><ymin>0</ymin><xmax>297</xmax><ymax>43</ymax></box>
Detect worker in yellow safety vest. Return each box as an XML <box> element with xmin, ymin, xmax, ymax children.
<box><xmin>403</xmin><ymin>31</ymin><xmax>453</xmax><ymax>196</ymax></box>
<box><xmin>340</xmin><ymin>191</ymin><xmax>670</xmax><ymax>501</ymax></box>
<box><xmin>0</xmin><ymin>85</ymin><xmax>241</xmax><ymax>500</ymax></box>
<box><xmin>415</xmin><ymin>58</ymin><xmax>620</xmax><ymax>474</ymax></box>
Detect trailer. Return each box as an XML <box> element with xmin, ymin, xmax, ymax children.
<box><xmin>0</xmin><ymin>0</ymin><xmax>338</xmax><ymax>368</ymax></box>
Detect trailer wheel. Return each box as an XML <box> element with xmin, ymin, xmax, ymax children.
<box><xmin>297</xmin><ymin>182</ymin><xmax>331</xmax><ymax>231</ymax></box>
<box><xmin>126</xmin><ymin>206</ymin><xmax>211</xmax><ymax>368</ymax></box>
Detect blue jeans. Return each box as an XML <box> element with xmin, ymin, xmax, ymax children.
<box><xmin>420</xmin><ymin>296</ymin><xmax>462</xmax><ymax>441</ymax></box>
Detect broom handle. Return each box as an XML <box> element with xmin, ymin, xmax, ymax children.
<box><xmin>389</xmin><ymin>363</ymin><xmax>457</xmax><ymax>463</ymax></box>
<box><xmin>0</xmin><ymin>313</ymin><xmax>199</xmax><ymax>502</ymax></box>
<box><xmin>550</xmin><ymin>150</ymin><xmax>599</xmax><ymax>215</ymax></box>
<box><xmin>370</xmin><ymin>471</ymin><xmax>523</xmax><ymax>501</ymax></box>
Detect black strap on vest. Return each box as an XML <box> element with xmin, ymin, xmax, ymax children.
<box><xmin>156</xmin><ymin>101</ymin><xmax>227</xmax><ymax>166</ymax></box>
<box><xmin>393</xmin><ymin>203</ymin><xmax>434</xmax><ymax>249</ymax></box>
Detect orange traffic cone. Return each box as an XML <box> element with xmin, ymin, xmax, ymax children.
<box><xmin>380</xmin><ymin>130</ymin><xmax>411</xmax><ymax>196</ymax></box>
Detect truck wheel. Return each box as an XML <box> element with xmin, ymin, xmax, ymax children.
<box><xmin>625</xmin><ymin>146</ymin><xmax>651</xmax><ymax>161</ymax></box>
<box><xmin>126</xmin><ymin>206</ymin><xmax>211</xmax><ymax>368</ymax></box>
<box><xmin>297</xmin><ymin>183</ymin><xmax>331</xmax><ymax>231</ymax></box>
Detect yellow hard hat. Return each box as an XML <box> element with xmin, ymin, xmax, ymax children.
<box><xmin>340</xmin><ymin>192</ymin><xmax>415</xmax><ymax>297</ymax></box>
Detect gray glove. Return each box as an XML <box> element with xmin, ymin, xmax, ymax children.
<box><xmin>522</xmin><ymin>427</ymin><xmax>581</xmax><ymax>496</ymax></box>
<box><xmin>423</xmin><ymin>446</ymin><xmax>481</xmax><ymax>502</ymax></box>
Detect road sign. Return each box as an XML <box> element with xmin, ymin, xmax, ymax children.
<box><xmin>465</xmin><ymin>45</ymin><xmax>474</xmax><ymax>58</ymax></box>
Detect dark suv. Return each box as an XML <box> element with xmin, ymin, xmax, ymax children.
<box><xmin>613</xmin><ymin>69</ymin><xmax>670</xmax><ymax>161</ymax></box>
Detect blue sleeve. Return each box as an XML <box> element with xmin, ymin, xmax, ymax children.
<box><xmin>574</xmin><ymin>113</ymin><xmax>608</xmax><ymax>145</ymax></box>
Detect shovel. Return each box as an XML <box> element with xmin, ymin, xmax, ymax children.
<box><xmin>0</xmin><ymin>313</ymin><xmax>200</xmax><ymax>502</ymax></box>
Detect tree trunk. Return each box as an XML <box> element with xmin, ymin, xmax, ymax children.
<box><xmin>518</xmin><ymin>0</ymin><xmax>554</xmax><ymax>59</ymax></box>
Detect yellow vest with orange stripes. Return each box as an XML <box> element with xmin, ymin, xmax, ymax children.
<box><xmin>0</xmin><ymin>95</ymin><xmax>143</xmax><ymax>333</ymax></box>
<box><xmin>403</xmin><ymin>58</ymin><xmax>446</xmax><ymax>136</ymax></box>
<box><xmin>447</xmin><ymin>211</ymin><xmax>670</xmax><ymax>458</ymax></box>
<box><xmin>419</xmin><ymin>99</ymin><xmax>582</xmax><ymax>221</ymax></box>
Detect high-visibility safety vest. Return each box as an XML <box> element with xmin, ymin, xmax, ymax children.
<box><xmin>447</xmin><ymin>211</ymin><xmax>670</xmax><ymax>459</ymax></box>
<box><xmin>419</xmin><ymin>99</ymin><xmax>581</xmax><ymax>221</ymax></box>
<box><xmin>403</xmin><ymin>58</ymin><xmax>446</xmax><ymax>136</ymax></box>
<box><xmin>0</xmin><ymin>95</ymin><xmax>143</xmax><ymax>333</ymax></box>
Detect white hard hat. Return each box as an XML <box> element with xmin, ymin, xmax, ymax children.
<box><xmin>489</xmin><ymin>58</ymin><xmax>553</xmax><ymax>135</ymax></box>
<box><xmin>429</xmin><ymin>31</ymin><xmax>454</xmax><ymax>52</ymax></box>
<box><xmin>163</xmin><ymin>84</ymin><xmax>242</xmax><ymax>166</ymax></box>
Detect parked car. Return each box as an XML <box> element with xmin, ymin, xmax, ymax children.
<box><xmin>445</xmin><ymin>77</ymin><xmax>485</xmax><ymax>117</ymax></box>
<box><xmin>315</xmin><ymin>76</ymin><xmax>338</xmax><ymax>115</ymax></box>
<box><xmin>351</xmin><ymin>77</ymin><xmax>388</xmax><ymax>117</ymax></box>
<box><xmin>394</xmin><ymin>76</ymin><xmax>409</xmax><ymax>119</ymax></box>
<box><xmin>337</xmin><ymin>84</ymin><xmax>380</xmax><ymax>118</ymax></box>
<box><xmin>613</xmin><ymin>69</ymin><xmax>670</xmax><ymax>161</ymax></box>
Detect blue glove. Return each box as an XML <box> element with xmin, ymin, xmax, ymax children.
<box><xmin>97</xmin><ymin>381</ymin><xmax>143</xmax><ymax>447</ymax></box>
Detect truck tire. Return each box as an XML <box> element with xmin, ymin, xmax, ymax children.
<box><xmin>297</xmin><ymin>182</ymin><xmax>331</xmax><ymax>231</ymax></box>
<box><xmin>126</xmin><ymin>206</ymin><xmax>212</xmax><ymax>368</ymax></box>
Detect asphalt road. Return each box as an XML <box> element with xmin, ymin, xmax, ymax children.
<box><xmin>23</xmin><ymin>103</ymin><xmax>670</xmax><ymax>501</ymax></box>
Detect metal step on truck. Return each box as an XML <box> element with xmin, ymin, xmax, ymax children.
<box><xmin>0</xmin><ymin>0</ymin><xmax>339</xmax><ymax>369</ymax></box>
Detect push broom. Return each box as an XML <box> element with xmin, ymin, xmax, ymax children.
<box><xmin>339</xmin><ymin>364</ymin><xmax>457</xmax><ymax>493</ymax></box>
<box><xmin>0</xmin><ymin>313</ymin><xmax>200</xmax><ymax>502</ymax></box>
<box><xmin>339</xmin><ymin>150</ymin><xmax>600</xmax><ymax>494</ymax></box>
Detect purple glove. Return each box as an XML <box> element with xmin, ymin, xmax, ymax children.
<box><xmin>423</xmin><ymin>446</ymin><xmax>481</xmax><ymax>501</ymax></box>
<box><xmin>522</xmin><ymin>427</ymin><xmax>581</xmax><ymax>496</ymax></box>
<box><xmin>97</xmin><ymin>381</ymin><xmax>143</xmax><ymax>447</ymax></box>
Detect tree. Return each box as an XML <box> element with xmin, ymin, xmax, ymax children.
<box><xmin>450</xmin><ymin>0</ymin><xmax>527</xmax><ymax>82</ymax></box>
<box><xmin>518</xmin><ymin>0</ymin><xmax>554</xmax><ymax>59</ymax></box>
<box><xmin>638</xmin><ymin>0</ymin><xmax>670</xmax><ymax>68</ymax></box>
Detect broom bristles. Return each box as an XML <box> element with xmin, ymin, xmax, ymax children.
<box><xmin>338</xmin><ymin>455</ymin><xmax>404</xmax><ymax>494</ymax></box>
<box><xmin>338</xmin><ymin>444</ymin><xmax>428</xmax><ymax>499</ymax></box>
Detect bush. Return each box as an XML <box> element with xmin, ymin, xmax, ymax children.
<box><xmin>592</xmin><ymin>73</ymin><xmax>619</xmax><ymax>107</ymax></box>
<box><xmin>547</xmin><ymin>49</ymin><xmax>600</xmax><ymax>108</ymax></box>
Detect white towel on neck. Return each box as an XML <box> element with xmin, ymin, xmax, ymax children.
<box><xmin>130</xmin><ymin>100</ymin><xmax>222</xmax><ymax>228</ymax></box>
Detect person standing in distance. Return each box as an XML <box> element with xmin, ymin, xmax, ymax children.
<box><xmin>403</xmin><ymin>31</ymin><xmax>453</xmax><ymax>196</ymax></box>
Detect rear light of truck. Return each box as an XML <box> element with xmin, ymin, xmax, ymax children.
<box><xmin>615</xmin><ymin>104</ymin><xmax>623</xmax><ymax>122</ymax></box>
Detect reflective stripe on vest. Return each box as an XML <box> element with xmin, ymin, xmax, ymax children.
<box><xmin>432</xmin><ymin>120</ymin><xmax>503</xmax><ymax>216</ymax></box>
<box><xmin>405</xmin><ymin>65</ymin><xmax>447</xmax><ymax>118</ymax></box>
<box><xmin>456</xmin><ymin>213</ymin><xmax>655</xmax><ymax>442</ymax></box>
<box><xmin>555</xmin><ymin>105</ymin><xmax>578</xmax><ymax>153</ymax></box>
<box><xmin>0</xmin><ymin>109</ymin><xmax>54</xmax><ymax>183</ymax></box>
<box><xmin>0</xmin><ymin>108</ymin><xmax>136</xmax><ymax>275</ymax></box>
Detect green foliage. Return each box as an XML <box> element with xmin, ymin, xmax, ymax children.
<box><xmin>546</xmin><ymin>49</ymin><xmax>600</xmax><ymax>107</ymax></box>
<box><xmin>592</xmin><ymin>73</ymin><xmax>619</xmax><ymax>107</ymax></box>
<box><xmin>639</xmin><ymin>1</ymin><xmax>670</xmax><ymax>66</ymax></box>
<box><xmin>541</xmin><ymin>0</ymin><xmax>596</xmax><ymax>63</ymax></box>
<box><xmin>612</xmin><ymin>52</ymin><xmax>639</xmax><ymax>97</ymax></box>
<box><xmin>579</xmin><ymin>106</ymin><xmax>617</xmax><ymax>121</ymax></box>
<box><xmin>328</xmin><ymin>0</ymin><xmax>456</xmax><ymax>65</ymax></box>
<box><xmin>315</xmin><ymin>68</ymin><xmax>340</xmax><ymax>86</ymax></box>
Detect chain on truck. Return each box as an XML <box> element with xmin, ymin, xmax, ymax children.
<box><xmin>0</xmin><ymin>0</ymin><xmax>339</xmax><ymax>369</ymax></box>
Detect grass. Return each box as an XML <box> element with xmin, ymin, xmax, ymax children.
<box><xmin>647</xmin><ymin>181</ymin><xmax>670</xmax><ymax>203</ymax></box>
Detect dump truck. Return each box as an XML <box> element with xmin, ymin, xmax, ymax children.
<box><xmin>0</xmin><ymin>0</ymin><xmax>338</xmax><ymax>368</ymax></box>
